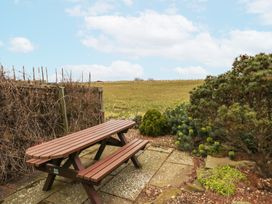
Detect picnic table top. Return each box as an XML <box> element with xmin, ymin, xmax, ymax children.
<box><xmin>26</xmin><ymin>120</ymin><xmax>135</xmax><ymax>160</ymax></box>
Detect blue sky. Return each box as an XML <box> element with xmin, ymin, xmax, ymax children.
<box><xmin>0</xmin><ymin>0</ymin><xmax>272</xmax><ymax>81</ymax></box>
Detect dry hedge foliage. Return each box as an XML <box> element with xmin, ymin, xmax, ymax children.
<box><xmin>0</xmin><ymin>76</ymin><xmax>103</xmax><ymax>184</ymax></box>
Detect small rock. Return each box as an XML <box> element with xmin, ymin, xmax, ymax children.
<box><xmin>145</xmin><ymin>189</ymin><xmax>152</xmax><ymax>197</ymax></box>
<box><xmin>205</xmin><ymin>155</ymin><xmax>256</xmax><ymax>169</ymax></box>
<box><xmin>152</xmin><ymin>188</ymin><xmax>181</xmax><ymax>204</ymax></box>
<box><xmin>184</xmin><ymin>182</ymin><xmax>205</xmax><ymax>192</ymax></box>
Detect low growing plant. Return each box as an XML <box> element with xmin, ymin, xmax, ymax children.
<box><xmin>198</xmin><ymin>165</ymin><xmax>246</xmax><ymax>196</ymax></box>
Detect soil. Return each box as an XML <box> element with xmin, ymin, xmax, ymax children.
<box><xmin>126</xmin><ymin>129</ymin><xmax>176</xmax><ymax>148</ymax></box>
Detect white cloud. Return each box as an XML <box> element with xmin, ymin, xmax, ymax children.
<box><xmin>122</xmin><ymin>0</ymin><xmax>133</xmax><ymax>6</ymax></box>
<box><xmin>0</xmin><ymin>41</ymin><xmax>3</xmax><ymax>47</ymax></box>
<box><xmin>66</xmin><ymin>1</ymin><xmax>114</xmax><ymax>16</ymax></box>
<box><xmin>9</xmin><ymin>37</ymin><xmax>34</xmax><ymax>53</ymax></box>
<box><xmin>62</xmin><ymin>60</ymin><xmax>143</xmax><ymax>81</ymax></box>
<box><xmin>80</xmin><ymin>11</ymin><xmax>272</xmax><ymax>68</ymax></box>
<box><xmin>175</xmin><ymin>66</ymin><xmax>208</xmax><ymax>79</ymax></box>
<box><xmin>242</xmin><ymin>0</ymin><xmax>272</xmax><ymax>25</ymax></box>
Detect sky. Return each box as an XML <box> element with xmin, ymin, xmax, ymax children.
<box><xmin>0</xmin><ymin>0</ymin><xmax>272</xmax><ymax>81</ymax></box>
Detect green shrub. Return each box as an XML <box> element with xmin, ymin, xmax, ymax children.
<box><xmin>194</xmin><ymin>140</ymin><xmax>221</xmax><ymax>157</ymax></box>
<box><xmin>139</xmin><ymin>109</ymin><xmax>168</xmax><ymax>136</ymax></box>
<box><xmin>189</xmin><ymin>53</ymin><xmax>272</xmax><ymax>177</ymax></box>
<box><xmin>198</xmin><ymin>165</ymin><xmax>246</xmax><ymax>196</ymax></box>
<box><xmin>164</xmin><ymin>103</ymin><xmax>188</xmax><ymax>134</ymax></box>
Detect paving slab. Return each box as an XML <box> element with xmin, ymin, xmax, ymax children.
<box><xmin>3</xmin><ymin>179</ymin><xmax>66</xmax><ymax>204</ymax></box>
<box><xmin>45</xmin><ymin>176</ymin><xmax>112</xmax><ymax>204</ymax></box>
<box><xmin>101</xmin><ymin>150</ymin><xmax>169</xmax><ymax>201</ymax></box>
<box><xmin>150</xmin><ymin>162</ymin><xmax>193</xmax><ymax>188</ymax></box>
<box><xmin>45</xmin><ymin>183</ymin><xmax>87</xmax><ymax>204</ymax></box>
<box><xmin>166</xmin><ymin>150</ymin><xmax>194</xmax><ymax>166</ymax></box>
<box><xmin>147</xmin><ymin>146</ymin><xmax>174</xmax><ymax>154</ymax></box>
<box><xmin>83</xmin><ymin>192</ymin><xmax>133</xmax><ymax>204</ymax></box>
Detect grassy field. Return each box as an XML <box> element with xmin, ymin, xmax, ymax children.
<box><xmin>92</xmin><ymin>80</ymin><xmax>203</xmax><ymax>118</ymax></box>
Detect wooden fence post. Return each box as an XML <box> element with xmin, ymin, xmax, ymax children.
<box><xmin>59</xmin><ymin>86</ymin><xmax>69</xmax><ymax>133</ymax></box>
<box><xmin>45</xmin><ymin>67</ymin><xmax>48</xmax><ymax>83</ymax></box>
<box><xmin>41</xmin><ymin>66</ymin><xmax>44</xmax><ymax>83</ymax></box>
<box><xmin>88</xmin><ymin>72</ymin><xmax>91</xmax><ymax>86</ymax></box>
<box><xmin>98</xmin><ymin>87</ymin><xmax>104</xmax><ymax>123</ymax></box>
<box><xmin>13</xmin><ymin>66</ymin><xmax>16</xmax><ymax>80</ymax></box>
<box><xmin>55</xmin><ymin>69</ymin><xmax>58</xmax><ymax>83</ymax></box>
<box><xmin>22</xmin><ymin>66</ymin><xmax>25</xmax><ymax>81</ymax></box>
<box><xmin>33</xmin><ymin>67</ymin><xmax>35</xmax><ymax>81</ymax></box>
<box><xmin>0</xmin><ymin>65</ymin><xmax>4</xmax><ymax>78</ymax></box>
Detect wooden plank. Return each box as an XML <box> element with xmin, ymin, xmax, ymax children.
<box><xmin>26</xmin><ymin>120</ymin><xmax>120</xmax><ymax>153</ymax></box>
<box><xmin>82</xmin><ymin>139</ymin><xmax>143</xmax><ymax>178</ymax></box>
<box><xmin>26</xmin><ymin>158</ymin><xmax>50</xmax><ymax>167</ymax></box>
<box><xmin>26</xmin><ymin>121</ymin><xmax>125</xmax><ymax>156</ymax></box>
<box><xmin>35</xmin><ymin>121</ymin><xmax>133</xmax><ymax>159</ymax></box>
<box><xmin>78</xmin><ymin>139</ymin><xmax>148</xmax><ymax>182</ymax></box>
<box><xmin>89</xmin><ymin>141</ymin><xmax>148</xmax><ymax>182</ymax></box>
<box><xmin>78</xmin><ymin>139</ymin><xmax>140</xmax><ymax>177</ymax></box>
<box><xmin>26</xmin><ymin>120</ymin><xmax>133</xmax><ymax>155</ymax></box>
<box><xmin>26</xmin><ymin>120</ymin><xmax>134</xmax><ymax>158</ymax></box>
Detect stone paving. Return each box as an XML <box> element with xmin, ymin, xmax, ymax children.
<box><xmin>1</xmin><ymin>144</ymin><xmax>194</xmax><ymax>204</ymax></box>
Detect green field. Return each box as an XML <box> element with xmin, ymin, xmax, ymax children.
<box><xmin>93</xmin><ymin>80</ymin><xmax>203</xmax><ymax>118</ymax></box>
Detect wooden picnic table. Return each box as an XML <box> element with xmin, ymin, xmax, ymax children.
<box><xmin>25</xmin><ymin>120</ymin><xmax>149</xmax><ymax>204</ymax></box>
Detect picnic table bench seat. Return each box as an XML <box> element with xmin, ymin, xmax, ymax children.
<box><xmin>25</xmin><ymin>119</ymin><xmax>149</xmax><ymax>204</ymax></box>
<box><xmin>78</xmin><ymin>138</ymin><xmax>148</xmax><ymax>183</ymax></box>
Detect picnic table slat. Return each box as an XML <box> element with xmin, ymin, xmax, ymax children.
<box><xmin>36</xmin><ymin>121</ymin><xmax>132</xmax><ymax>159</ymax></box>
<box><xmin>26</xmin><ymin>120</ymin><xmax>126</xmax><ymax>155</ymax></box>
<box><xmin>91</xmin><ymin>140</ymin><xmax>148</xmax><ymax>182</ymax></box>
<box><xmin>26</xmin><ymin>120</ymin><xmax>120</xmax><ymax>153</ymax></box>
<box><xmin>77</xmin><ymin>138</ymin><xmax>140</xmax><ymax>177</ymax></box>
<box><xmin>26</xmin><ymin>120</ymin><xmax>135</xmax><ymax>159</ymax></box>
<box><xmin>78</xmin><ymin>139</ymin><xmax>148</xmax><ymax>182</ymax></box>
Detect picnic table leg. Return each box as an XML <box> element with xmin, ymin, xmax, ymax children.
<box><xmin>117</xmin><ymin>132</ymin><xmax>142</xmax><ymax>168</ymax></box>
<box><xmin>94</xmin><ymin>140</ymin><xmax>107</xmax><ymax>160</ymax></box>
<box><xmin>42</xmin><ymin>159</ymin><xmax>62</xmax><ymax>191</ymax></box>
<box><xmin>71</xmin><ymin>154</ymin><xmax>102</xmax><ymax>204</ymax></box>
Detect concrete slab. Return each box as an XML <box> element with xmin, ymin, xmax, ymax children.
<box><xmin>45</xmin><ymin>175</ymin><xmax>113</xmax><ymax>204</ymax></box>
<box><xmin>83</xmin><ymin>192</ymin><xmax>133</xmax><ymax>204</ymax></box>
<box><xmin>147</xmin><ymin>146</ymin><xmax>174</xmax><ymax>154</ymax></box>
<box><xmin>166</xmin><ymin>151</ymin><xmax>194</xmax><ymax>166</ymax></box>
<box><xmin>45</xmin><ymin>183</ymin><xmax>87</xmax><ymax>204</ymax></box>
<box><xmin>3</xmin><ymin>179</ymin><xmax>66</xmax><ymax>204</ymax></box>
<box><xmin>150</xmin><ymin>162</ymin><xmax>193</xmax><ymax>188</ymax></box>
<box><xmin>100</xmin><ymin>150</ymin><xmax>169</xmax><ymax>201</ymax></box>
